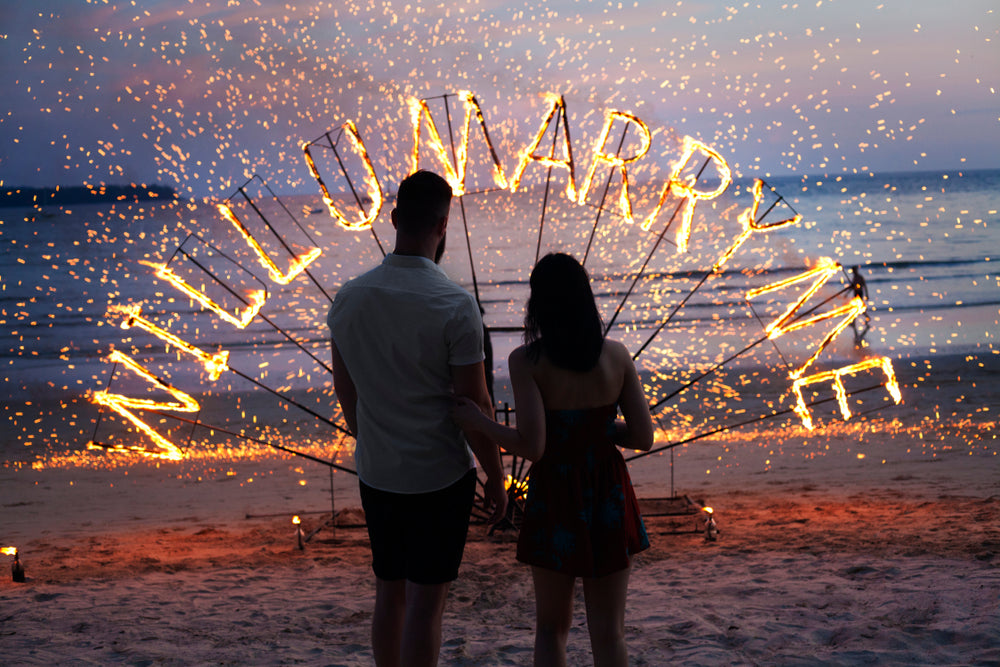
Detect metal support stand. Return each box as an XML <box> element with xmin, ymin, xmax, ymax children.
<box><xmin>636</xmin><ymin>444</ymin><xmax>715</xmax><ymax>536</ymax></box>
<box><xmin>302</xmin><ymin>466</ymin><xmax>339</xmax><ymax>544</ymax></box>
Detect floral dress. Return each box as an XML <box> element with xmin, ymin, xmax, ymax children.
<box><xmin>516</xmin><ymin>404</ymin><xmax>649</xmax><ymax>577</ymax></box>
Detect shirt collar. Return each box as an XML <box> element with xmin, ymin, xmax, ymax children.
<box><xmin>384</xmin><ymin>252</ymin><xmax>445</xmax><ymax>274</ymax></box>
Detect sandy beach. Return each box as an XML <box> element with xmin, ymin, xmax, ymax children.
<box><xmin>2</xmin><ymin>0</ymin><xmax>997</xmax><ymax>661</ymax></box>
<box><xmin>1</xmin><ymin>353</ymin><xmax>997</xmax><ymax>665</ymax></box>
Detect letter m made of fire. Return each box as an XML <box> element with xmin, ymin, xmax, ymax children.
<box><xmin>745</xmin><ymin>257</ymin><xmax>901</xmax><ymax>430</ymax></box>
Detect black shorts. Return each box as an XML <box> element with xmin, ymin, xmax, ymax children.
<box><xmin>359</xmin><ymin>469</ymin><xmax>477</xmax><ymax>585</ymax></box>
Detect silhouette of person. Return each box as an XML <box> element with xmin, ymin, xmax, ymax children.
<box><xmin>453</xmin><ymin>253</ymin><xmax>653</xmax><ymax>665</ymax></box>
<box><xmin>850</xmin><ymin>265</ymin><xmax>870</xmax><ymax>347</ymax></box>
<box><xmin>328</xmin><ymin>170</ymin><xmax>506</xmax><ymax>667</ymax></box>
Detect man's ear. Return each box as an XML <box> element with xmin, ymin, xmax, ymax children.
<box><xmin>390</xmin><ymin>208</ymin><xmax>398</xmax><ymax>230</ymax></box>
<box><xmin>438</xmin><ymin>215</ymin><xmax>449</xmax><ymax>234</ymax></box>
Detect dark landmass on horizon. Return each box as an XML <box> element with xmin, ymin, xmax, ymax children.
<box><xmin>1</xmin><ymin>184</ymin><xmax>177</xmax><ymax>208</ymax></box>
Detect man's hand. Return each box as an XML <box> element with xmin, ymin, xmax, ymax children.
<box><xmin>451</xmin><ymin>361</ymin><xmax>508</xmax><ymax>525</ymax></box>
<box><xmin>482</xmin><ymin>474</ymin><xmax>508</xmax><ymax>526</ymax></box>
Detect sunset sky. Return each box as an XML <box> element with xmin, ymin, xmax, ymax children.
<box><xmin>1</xmin><ymin>0</ymin><xmax>996</xmax><ymax>197</ymax></box>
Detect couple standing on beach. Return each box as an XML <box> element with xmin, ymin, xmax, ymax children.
<box><xmin>328</xmin><ymin>170</ymin><xmax>654</xmax><ymax>667</ymax></box>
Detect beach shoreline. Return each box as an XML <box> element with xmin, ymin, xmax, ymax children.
<box><xmin>1</xmin><ymin>350</ymin><xmax>997</xmax><ymax>664</ymax></box>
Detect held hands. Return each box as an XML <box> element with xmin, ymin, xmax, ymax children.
<box><xmin>451</xmin><ymin>395</ymin><xmax>508</xmax><ymax>524</ymax></box>
<box><xmin>451</xmin><ymin>395</ymin><xmax>489</xmax><ymax>434</ymax></box>
<box><xmin>482</xmin><ymin>473</ymin><xmax>508</xmax><ymax>525</ymax></box>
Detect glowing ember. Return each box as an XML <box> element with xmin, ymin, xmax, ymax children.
<box><xmin>792</xmin><ymin>357</ymin><xmax>902</xmax><ymax>431</ymax></box>
<box><xmin>712</xmin><ymin>178</ymin><xmax>802</xmax><ymax>272</ymax></box>
<box><xmin>302</xmin><ymin>120</ymin><xmax>384</xmax><ymax>231</ymax></box>
<box><xmin>577</xmin><ymin>110</ymin><xmax>651</xmax><ymax>225</ymax></box>
<box><xmin>639</xmin><ymin>136</ymin><xmax>732</xmax><ymax>245</ymax></box>
<box><xmin>747</xmin><ymin>257</ymin><xmax>867</xmax><ymax>377</ymax></box>
<box><xmin>509</xmin><ymin>93</ymin><xmax>578</xmax><ymax>201</ymax></box>
<box><xmin>216</xmin><ymin>203</ymin><xmax>322</xmax><ymax>285</ymax></box>
<box><xmin>504</xmin><ymin>474</ymin><xmax>529</xmax><ymax>495</ymax></box>
<box><xmin>107</xmin><ymin>304</ymin><xmax>230</xmax><ymax>381</ymax></box>
<box><xmin>138</xmin><ymin>260</ymin><xmax>267</xmax><ymax>329</ymax></box>
<box><xmin>89</xmin><ymin>350</ymin><xmax>200</xmax><ymax>460</ymax></box>
<box><xmin>410</xmin><ymin>92</ymin><xmax>509</xmax><ymax>196</ymax></box>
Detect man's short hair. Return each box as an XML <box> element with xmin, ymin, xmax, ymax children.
<box><xmin>394</xmin><ymin>170</ymin><xmax>453</xmax><ymax>233</ymax></box>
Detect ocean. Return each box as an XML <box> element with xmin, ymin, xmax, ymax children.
<box><xmin>1</xmin><ymin>168</ymin><xmax>997</xmax><ymax>464</ymax></box>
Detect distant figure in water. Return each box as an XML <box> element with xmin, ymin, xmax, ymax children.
<box><xmin>850</xmin><ymin>265</ymin><xmax>870</xmax><ymax>347</ymax></box>
<box><xmin>453</xmin><ymin>252</ymin><xmax>653</xmax><ymax>667</ymax></box>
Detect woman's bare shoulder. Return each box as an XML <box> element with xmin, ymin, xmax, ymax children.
<box><xmin>508</xmin><ymin>344</ymin><xmax>529</xmax><ymax>363</ymax></box>
<box><xmin>603</xmin><ymin>338</ymin><xmax>634</xmax><ymax>362</ymax></box>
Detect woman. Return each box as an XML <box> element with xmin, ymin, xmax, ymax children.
<box><xmin>453</xmin><ymin>252</ymin><xmax>653</xmax><ymax>667</ymax></box>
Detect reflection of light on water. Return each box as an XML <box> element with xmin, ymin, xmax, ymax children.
<box><xmin>3</xmin><ymin>2</ymin><xmax>996</xmax><ymax>471</ymax></box>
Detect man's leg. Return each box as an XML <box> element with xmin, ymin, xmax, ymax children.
<box><xmin>373</xmin><ymin>577</ymin><xmax>406</xmax><ymax>667</ymax></box>
<box><xmin>400</xmin><ymin>580</ymin><xmax>451</xmax><ymax>667</ymax></box>
<box><xmin>396</xmin><ymin>471</ymin><xmax>476</xmax><ymax>665</ymax></box>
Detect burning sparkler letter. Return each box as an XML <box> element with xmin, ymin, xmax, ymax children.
<box><xmin>712</xmin><ymin>179</ymin><xmax>802</xmax><ymax>272</ymax></box>
<box><xmin>216</xmin><ymin>202</ymin><xmax>322</xmax><ymax>285</ymax></box>
<box><xmin>509</xmin><ymin>93</ymin><xmax>578</xmax><ymax>201</ymax></box>
<box><xmin>408</xmin><ymin>93</ymin><xmax>509</xmax><ymax>195</ymax></box>
<box><xmin>745</xmin><ymin>257</ymin><xmax>866</xmax><ymax>378</ymax></box>
<box><xmin>302</xmin><ymin>120</ymin><xmax>383</xmax><ymax>231</ymax></box>
<box><xmin>107</xmin><ymin>304</ymin><xmax>229</xmax><ymax>381</ymax></box>
<box><xmin>89</xmin><ymin>350</ymin><xmax>200</xmax><ymax>460</ymax></box>
<box><xmin>745</xmin><ymin>258</ymin><xmax>900</xmax><ymax>428</ymax></box>
<box><xmin>640</xmin><ymin>138</ymin><xmax>732</xmax><ymax>250</ymax></box>
<box><xmin>577</xmin><ymin>111</ymin><xmax>652</xmax><ymax>226</ymax></box>
<box><xmin>791</xmin><ymin>357</ymin><xmax>902</xmax><ymax>430</ymax></box>
<box><xmin>139</xmin><ymin>260</ymin><xmax>266</xmax><ymax>329</ymax></box>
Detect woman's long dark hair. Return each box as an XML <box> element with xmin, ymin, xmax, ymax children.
<box><xmin>524</xmin><ymin>253</ymin><xmax>605</xmax><ymax>372</ymax></box>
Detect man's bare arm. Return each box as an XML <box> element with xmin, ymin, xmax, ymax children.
<box><xmin>451</xmin><ymin>361</ymin><xmax>508</xmax><ymax>524</ymax></box>
<box><xmin>330</xmin><ymin>338</ymin><xmax>358</xmax><ymax>436</ymax></box>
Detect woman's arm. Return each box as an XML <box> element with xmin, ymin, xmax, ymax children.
<box><xmin>452</xmin><ymin>347</ymin><xmax>546</xmax><ymax>461</ymax></box>
<box><xmin>613</xmin><ymin>343</ymin><xmax>654</xmax><ymax>451</ymax></box>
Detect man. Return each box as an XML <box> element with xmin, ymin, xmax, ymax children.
<box><xmin>327</xmin><ymin>170</ymin><xmax>507</xmax><ymax>667</ymax></box>
<box><xmin>849</xmin><ymin>265</ymin><xmax>870</xmax><ymax>347</ymax></box>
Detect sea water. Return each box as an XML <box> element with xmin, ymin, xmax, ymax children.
<box><xmin>1</xmin><ymin>168</ymin><xmax>997</xmax><ymax>461</ymax></box>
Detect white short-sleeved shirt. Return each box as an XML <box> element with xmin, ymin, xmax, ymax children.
<box><xmin>327</xmin><ymin>253</ymin><xmax>485</xmax><ymax>493</ymax></box>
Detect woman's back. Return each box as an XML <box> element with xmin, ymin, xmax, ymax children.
<box><xmin>525</xmin><ymin>339</ymin><xmax>631</xmax><ymax>411</ymax></box>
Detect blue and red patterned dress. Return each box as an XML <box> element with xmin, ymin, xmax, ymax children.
<box><xmin>516</xmin><ymin>403</ymin><xmax>650</xmax><ymax>577</ymax></box>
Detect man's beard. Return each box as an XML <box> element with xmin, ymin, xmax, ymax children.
<box><xmin>434</xmin><ymin>233</ymin><xmax>446</xmax><ymax>264</ymax></box>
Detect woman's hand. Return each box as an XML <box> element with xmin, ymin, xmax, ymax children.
<box><xmin>451</xmin><ymin>395</ymin><xmax>487</xmax><ymax>433</ymax></box>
